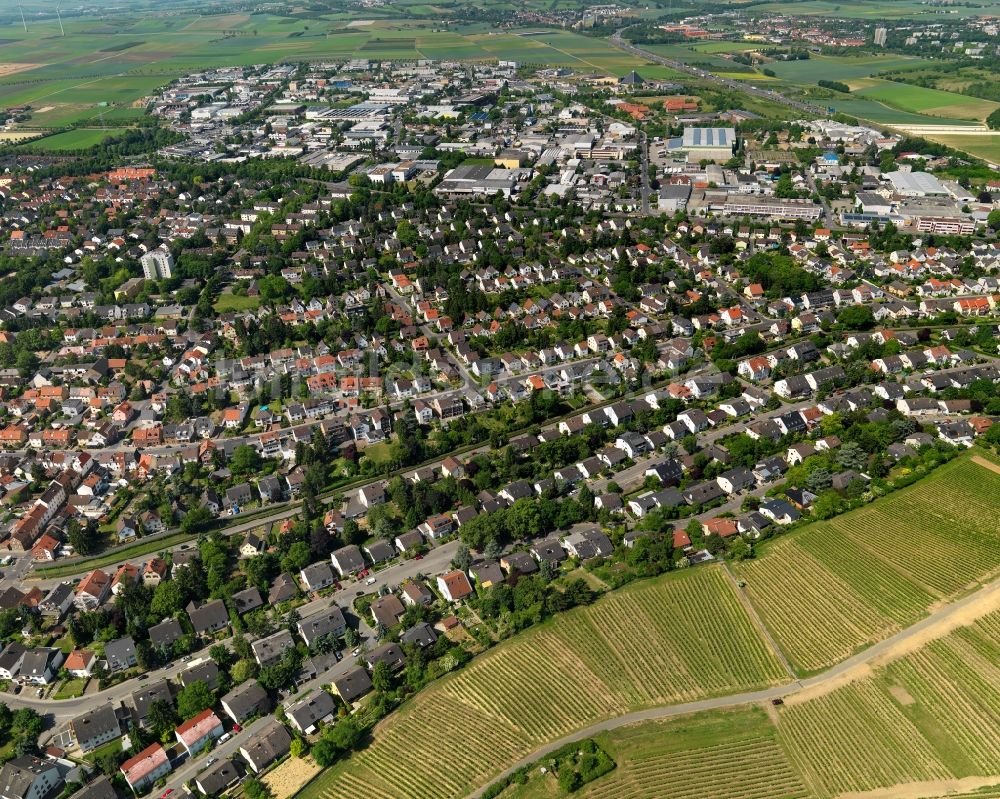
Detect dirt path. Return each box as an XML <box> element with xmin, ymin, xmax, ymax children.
<box><xmin>723</xmin><ymin>562</ymin><xmax>797</xmax><ymax>680</ymax></box>
<box><xmin>465</xmin><ymin>571</ymin><xmax>1000</xmax><ymax>798</ymax></box>
<box><xmin>835</xmin><ymin>776</ymin><xmax>1000</xmax><ymax>799</ymax></box>
<box><xmin>972</xmin><ymin>454</ymin><xmax>1000</xmax><ymax>476</ymax></box>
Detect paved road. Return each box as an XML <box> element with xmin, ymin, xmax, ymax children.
<box><xmin>466</xmin><ymin>569</ymin><xmax>1000</xmax><ymax>798</ymax></box>
<box><xmin>609</xmin><ymin>30</ymin><xmax>828</xmax><ymax>118</ymax></box>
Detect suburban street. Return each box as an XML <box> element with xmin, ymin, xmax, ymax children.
<box><xmin>8</xmin><ymin>535</ymin><xmax>458</xmax><ymax>720</ymax></box>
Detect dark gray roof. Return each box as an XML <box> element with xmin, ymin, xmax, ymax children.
<box><xmin>400</xmin><ymin>622</ymin><xmax>437</xmax><ymax>649</ymax></box>
<box><xmin>240</xmin><ymin>719</ymin><xmax>291</xmax><ymax>771</ymax></box>
<box><xmin>231</xmin><ymin>587</ymin><xmax>264</xmax><ymax>614</ymax></box>
<box><xmin>221</xmin><ymin>679</ymin><xmax>269</xmax><ymax>722</ymax></box>
<box><xmin>269</xmin><ymin>573</ymin><xmax>298</xmax><ymax>604</ymax></box>
<box><xmin>179</xmin><ymin>660</ymin><xmax>219</xmax><ymax>689</ymax></box>
<box><xmin>285</xmin><ymin>689</ymin><xmax>336</xmax><ymax>732</ymax></box>
<box><xmin>297</xmin><ymin>606</ymin><xmax>346</xmax><ymax>647</ymax></box>
<box><xmin>130</xmin><ymin>680</ymin><xmax>173</xmax><ymax>724</ymax></box>
<box><xmin>195</xmin><ymin>760</ymin><xmax>239</xmax><ymax>796</ymax></box>
<box><xmin>69</xmin><ymin>704</ymin><xmax>121</xmax><ymax>747</ymax></box>
<box><xmin>331</xmin><ymin>666</ymin><xmax>372</xmax><ymax>703</ymax></box>
<box><xmin>69</xmin><ymin>775</ymin><xmax>118</xmax><ymax>799</ymax></box>
<box><xmin>104</xmin><ymin>637</ymin><xmax>137</xmax><ymax>671</ymax></box>
<box><xmin>0</xmin><ymin>757</ymin><xmax>60</xmax><ymax>799</ymax></box>
<box><xmin>149</xmin><ymin>618</ymin><xmax>183</xmax><ymax>649</ymax></box>
<box><xmin>187</xmin><ymin>599</ymin><xmax>229</xmax><ymax>633</ymax></box>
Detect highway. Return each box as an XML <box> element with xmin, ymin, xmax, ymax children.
<box><xmin>609</xmin><ymin>30</ymin><xmax>829</xmax><ymax>119</ymax></box>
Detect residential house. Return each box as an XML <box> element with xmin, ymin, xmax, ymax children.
<box><xmin>239</xmin><ymin>720</ymin><xmax>291</xmax><ymax>774</ymax></box>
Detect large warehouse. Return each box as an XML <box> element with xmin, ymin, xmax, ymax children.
<box><xmin>667</xmin><ymin>127</ymin><xmax>737</xmax><ymax>163</ymax></box>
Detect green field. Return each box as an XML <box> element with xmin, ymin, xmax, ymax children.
<box><xmin>213</xmin><ymin>293</ymin><xmax>263</xmax><ymax>312</ymax></box>
<box><xmin>734</xmin><ymin>456</ymin><xmax>1000</xmax><ymax>674</ymax></box>
<box><xmin>19</xmin><ymin>128</ymin><xmax>123</xmax><ymax>151</ymax></box>
<box><xmin>854</xmin><ymin>79</ymin><xmax>1000</xmax><ymax>122</ymax></box>
<box><xmin>299</xmin><ymin>566</ymin><xmax>786</xmax><ymax>799</ymax></box>
<box><xmin>765</xmin><ymin>53</ymin><xmax>933</xmax><ymax>83</ymax></box>
<box><xmin>920</xmin><ymin>134</ymin><xmax>1000</xmax><ymax>166</ymax></box>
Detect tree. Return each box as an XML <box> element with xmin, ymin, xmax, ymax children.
<box><xmin>209</xmin><ymin>644</ymin><xmax>232</xmax><ymax>668</ymax></box>
<box><xmin>181</xmin><ymin>506</ymin><xmax>214</xmax><ymax>534</ymax></box>
<box><xmin>988</xmin><ymin>108</ymin><xmax>1000</xmax><ymax>131</ymax></box>
<box><xmin>837</xmin><ymin>305</ymin><xmax>875</xmax><ymax>330</ymax></box>
<box><xmin>150</xmin><ymin>580</ymin><xmax>184</xmax><ymax>618</ymax></box>
<box><xmin>243</xmin><ymin>779</ymin><xmax>272</xmax><ymax>799</ymax></box>
<box><xmin>176</xmin><ymin>681</ymin><xmax>215</xmax><ymax>720</ymax></box>
<box><xmin>452</xmin><ymin>542</ymin><xmax>472</xmax><ymax>572</ymax></box>
<box><xmin>146</xmin><ymin>700</ymin><xmax>178</xmax><ymax>740</ymax></box>
<box><xmin>231</xmin><ymin>445</ymin><xmax>262</xmax><ymax>476</ymax></box>
<box><xmin>371</xmin><ymin>661</ymin><xmax>393</xmax><ymax>694</ymax></box>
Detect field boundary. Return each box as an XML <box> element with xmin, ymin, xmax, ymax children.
<box><xmin>722</xmin><ymin>562</ymin><xmax>797</xmax><ymax>680</ymax></box>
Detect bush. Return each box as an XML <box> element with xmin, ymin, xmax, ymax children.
<box><xmin>819</xmin><ymin>79</ymin><xmax>850</xmax><ymax>93</ymax></box>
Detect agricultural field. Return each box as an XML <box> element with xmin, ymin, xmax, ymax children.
<box><xmin>580</xmin><ymin>708</ymin><xmax>810</xmax><ymax>799</ymax></box>
<box><xmin>533</xmin><ymin>607</ymin><xmax>1000</xmax><ymax>799</ymax></box>
<box><xmin>854</xmin><ymin>79</ymin><xmax>1000</xmax><ymax>122</ymax></box>
<box><xmin>744</xmin><ymin>0</ymin><xmax>1000</xmax><ymax>18</ymax></box>
<box><xmin>18</xmin><ymin>128</ymin><xmax>122</xmax><ymax>151</ymax></box>
<box><xmin>919</xmin><ymin>134</ymin><xmax>1000</xmax><ymax>166</ymax></box>
<box><xmin>780</xmin><ymin>609</ymin><xmax>1000</xmax><ymax>796</ymax></box>
<box><xmin>764</xmin><ymin>53</ymin><xmax>933</xmax><ymax>83</ymax></box>
<box><xmin>298</xmin><ymin>566</ymin><xmax>787</xmax><ymax>799</ymax></box>
<box><xmin>290</xmin><ymin>453</ymin><xmax>1000</xmax><ymax>799</ymax></box>
<box><xmin>0</xmin><ymin>13</ymin><xmax>688</xmax><ymax>128</ymax></box>
<box><xmin>734</xmin><ymin>456</ymin><xmax>1000</xmax><ymax>674</ymax></box>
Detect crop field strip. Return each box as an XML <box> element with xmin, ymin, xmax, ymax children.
<box><xmin>827</xmin><ymin>459</ymin><xmax>1000</xmax><ymax>596</ymax></box>
<box><xmin>796</xmin><ymin>523</ymin><xmax>933</xmax><ymax>624</ymax></box>
<box><xmin>582</xmin><ymin>736</ymin><xmax>811</xmax><ymax>799</ymax></box>
<box><xmin>561</xmin><ymin>566</ymin><xmax>787</xmax><ymax>704</ymax></box>
<box><xmin>778</xmin><ymin>680</ymin><xmax>952</xmax><ymax>795</ymax></box>
<box><xmin>736</xmin><ymin>457</ymin><xmax>1000</xmax><ymax>673</ymax></box>
<box><xmin>734</xmin><ymin>538</ymin><xmax>898</xmax><ymax>673</ymax></box>
<box><xmin>302</xmin><ymin>566</ymin><xmax>786</xmax><ymax>799</ymax></box>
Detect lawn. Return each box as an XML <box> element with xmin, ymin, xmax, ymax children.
<box><xmin>213</xmin><ymin>292</ymin><xmax>263</xmax><ymax>312</ymax></box>
<box><xmin>53</xmin><ymin>678</ymin><xmax>88</xmax><ymax>699</ymax></box>
<box><xmin>84</xmin><ymin>738</ymin><xmax>122</xmax><ymax>763</ymax></box>
<box><xmin>298</xmin><ymin>566</ymin><xmax>786</xmax><ymax>799</ymax></box>
<box><xmin>34</xmin><ymin>530</ymin><xmax>194</xmax><ymax>578</ymax></box>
